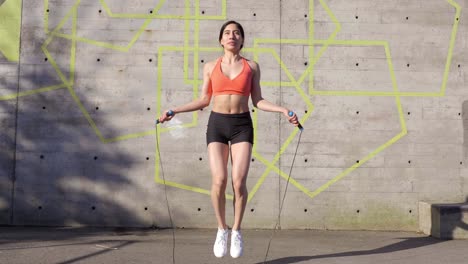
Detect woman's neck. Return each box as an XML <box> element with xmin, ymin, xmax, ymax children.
<box><xmin>222</xmin><ymin>52</ymin><xmax>242</xmax><ymax>64</ymax></box>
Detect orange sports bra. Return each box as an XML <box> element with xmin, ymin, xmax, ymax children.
<box><xmin>209</xmin><ymin>57</ymin><xmax>253</xmax><ymax>96</ymax></box>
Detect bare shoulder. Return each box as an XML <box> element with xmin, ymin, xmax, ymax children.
<box><xmin>204</xmin><ymin>59</ymin><xmax>217</xmax><ymax>75</ymax></box>
<box><xmin>245</xmin><ymin>59</ymin><xmax>260</xmax><ymax>73</ymax></box>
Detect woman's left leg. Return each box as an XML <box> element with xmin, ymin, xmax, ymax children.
<box><xmin>229</xmin><ymin>141</ymin><xmax>251</xmax><ymax>258</ymax></box>
<box><xmin>230</xmin><ymin>142</ymin><xmax>252</xmax><ymax>231</ymax></box>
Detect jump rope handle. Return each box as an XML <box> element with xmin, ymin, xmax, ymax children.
<box><xmin>156</xmin><ymin>110</ymin><xmax>174</xmax><ymax>125</ymax></box>
<box><xmin>289</xmin><ymin>111</ymin><xmax>303</xmax><ymax>131</ymax></box>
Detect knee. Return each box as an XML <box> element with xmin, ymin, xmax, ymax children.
<box><xmin>232</xmin><ymin>180</ymin><xmax>247</xmax><ymax>195</ymax></box>
<box><xmin>212</xmin><ymin>178</ymin><xmax>227</xmax><ymax>192</ymax></box>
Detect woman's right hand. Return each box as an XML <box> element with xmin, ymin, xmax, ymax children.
<box><xmin>158</xmin><ymin>110</ymin><xmax>175</xmax><ymax>123</ymax></box>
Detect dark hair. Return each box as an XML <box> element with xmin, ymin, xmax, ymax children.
<box><xmin>218</xmin><ymin>20</ymin><xmax>245</xmax><ymax>49</ymax></box>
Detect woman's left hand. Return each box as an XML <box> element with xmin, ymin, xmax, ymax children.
<box><xmin>284</xmin><ymin>110</ymin><xmax>299</xmax><ymax>127</ymax></box>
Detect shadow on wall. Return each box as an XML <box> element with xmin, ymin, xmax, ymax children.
<box><xmin>0</xmin><ymin>60</ymin><xmax>168</xmax><ymax>228</ymax></box>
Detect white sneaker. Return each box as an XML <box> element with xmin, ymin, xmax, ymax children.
<box><xmin>230</xmin><ymin>230</ymin><xmax>243</xmax><ymax>258</ymax></box>
<box><xmin>213</xmin><ymin>228</ymin><xmax>228</xmax><ymax>258</ymax></box>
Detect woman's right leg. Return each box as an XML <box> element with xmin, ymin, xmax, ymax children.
<box><xmin>208</xmin><ymin>142</ymin><xmax>230</xmax><ymax>229</ymax></box>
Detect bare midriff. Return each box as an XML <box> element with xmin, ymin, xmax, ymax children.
<box><xmin>211</xmin><ymin>94</ymin><xmax>250</xmax><ymax>114</ymax></box>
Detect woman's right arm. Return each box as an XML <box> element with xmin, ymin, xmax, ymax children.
<box><xmin>159</xmin><ymin>62</ymin><xmax>214</xmax><ymax>123</ymax></box>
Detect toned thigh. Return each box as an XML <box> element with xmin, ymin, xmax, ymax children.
<box><xmin>207</xmin><ymin>142</ymin><xmax>230</xmax><ymax>183</ymax></box>
<box><xmin>230</xmin><ymin>142</ymin><xmax>252</xmax><ymax>185</ymax></box>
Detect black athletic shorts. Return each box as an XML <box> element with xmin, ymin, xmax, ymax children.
<box><xmin>206</xmin><ymin>111</ymin><xmax>254</xmax><ymax>145</ymax></box>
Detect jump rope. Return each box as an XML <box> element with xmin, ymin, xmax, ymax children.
<box><xmin>155</xmin><ymin>110</ymin><xmax>176</xmax><ymax>264</ymax></box>
<box><xmin>155</xmin><ymin>110</ymin><xmax>303</xmax><ymax>264</ymax></box>
<box><xmin>263</xmin><ymin>112</ymin><xmax>303</xmax><ymax>263</ymax></box>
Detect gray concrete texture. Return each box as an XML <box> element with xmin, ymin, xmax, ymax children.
<box><xmin>1</xmin><ymin>227</ymin><xmax>468</xmax><ymax>264</ymax></box>
<box><xmin>0</xmin><ymin>0</ymin><xmax>467</xmax><ymax>233</ymax></box>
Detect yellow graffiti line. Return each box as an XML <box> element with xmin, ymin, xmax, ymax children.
<box><xmin>307</xmin><ymin>130</ymin><xmax>407</xmax><ymax>199</ymax></box>
<box><xmin>441</xmin><ymin>0</ymin><xmax>461</xmax><ymax>96</ymax></box>
<box><xmin>69</xmin><ymin>1</ymin><xmax>77</xmax><ymax>85</ymax></box>
<box><xmin>1</xmin><ymin>0</ymin><xmax>72</xmax><ymax>101</ymax></box>
<box><xmin>41</xmin><ymin>0</ymin><xmax>80</xmax><ymax>85</ymax></box>
<box><xmin>41</xmin><ymin>48</ymin><xmax>68</xmax><ymax>87</ymax></box>
<box><xmin>249</xmin><ymin>80</ymin><xmax>313</xmax><ymax>201</ymax></box>
<box><xmin>248</xmin><ymin>110</ymin><xmax>312</xmax><ymax>200</ymax></box>
<box><xmin>308</xmin><ymin>0</ymin><xmax>314</xmax><ymax>45</ymax></box>
<box><xmin>183</xmin><ymin>0</ymin><xmax>191</xmax><ymax>83</ymax></box>
<box><xmin>192</xmin><ymin>0</ymin><xmax>200</xmax><ymax>122</ymax></box>
<box><xmin>248</xmin><ymin>150</ymin><xmax>312</xmax><ymax>203</ymax></box>
<box><xmin>44</xmin><ymin>0</ymin><xmax>48</xmax><ymax>33</ymax></box>
<box><xmin>248</xmin><ymin>154</ymin><xmax>281</xmax><ymax>202</ymax></box>
<box><xmin>155</xmin><ymin>178</ymin><xmax>234</xmax><ymax>200</ymax></box>
<box><xmin>42</xmin><ymin>3</ymin><xmax>106</xmax><ymax>142</ymax></box>
<box><xmin>67</xmin><ymin>9</ymin><xmax>105</xmax><ymax>142</ymax></box>
<box><xmin>301</xmin><ymin>28</ymin><xmax>341</xmax><ymax>92</ymax></box>
<box><xmin>384</xmin><ymin>42</ymin><xmax>407</xmax><ymax>132</ymax></box>
<box><xmin>0</xmin><ymin>83</ymin><xmax>67</xmax><ymax>101</ymax></box>
<box><xmin>0</xmin><ymin>0</ymin><xmax>22</xmax><ymax>62</ymax></box>
<box><xmin>155</xmin><ymin>178</ymin><xmax>210</xmax><ymax>196</ymax></box>
<box><xmin>306</xmin><ymin>0</ymin><xmax>341</xmax><ymax>93</ymax></box>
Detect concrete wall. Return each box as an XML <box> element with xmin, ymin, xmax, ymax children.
<box><xmin>0</xmin><ymin>0</ymin><xmax>467</xmax><ymax>231</ymax></box>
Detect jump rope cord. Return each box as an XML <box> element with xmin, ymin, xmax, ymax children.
<box><xmin>263</xmin><ymin>129</ymin><xmax>303</xmax><ymax>263</ymax></box>
<box><xmin>155</xmin><ymin>124</ymin><xmax>176</xmax><ymax>264</ymax></box>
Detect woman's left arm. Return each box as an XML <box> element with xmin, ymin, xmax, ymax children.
<box><xmin>250</xmin><ymin>61</ymin><xmax>299</xmax><ymax>125</ymax></box>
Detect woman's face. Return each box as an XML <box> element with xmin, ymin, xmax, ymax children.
<box><xmin>220</xmin><ymin>23</ymin><xmax>244</xmax><ymax>52</ymax></box>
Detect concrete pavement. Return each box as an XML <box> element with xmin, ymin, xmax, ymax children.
<box><xmin>0</xmin><ymin>227</ymin><xmax>467</xmax><ymax>264</ymax></box>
